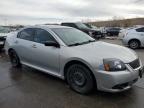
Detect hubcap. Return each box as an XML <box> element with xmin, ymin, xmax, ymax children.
<box><xmin>130</xmin><ymin>41</ymin><xmax>138</xmax><ymax>49</ymax></box>
<box><xmin>70</xmin><ymin>67</ymin><xmax>86</xmax><ymax>87</ymax></box>
<box><xmin>73</xmin><ymin>72</ymin><xmax>85</xmax><ymax>86</ymax></box>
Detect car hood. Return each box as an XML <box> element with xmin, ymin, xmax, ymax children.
<box><xmin>70</xmin><ymin>41</ymin><xmax>137</xmax><ymax>63</ymax></box>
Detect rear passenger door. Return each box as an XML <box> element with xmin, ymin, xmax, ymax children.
<box><xmin>14</xmin><ymin>28</ymin><xmax>35</xmax><ymax>64</ymax></box>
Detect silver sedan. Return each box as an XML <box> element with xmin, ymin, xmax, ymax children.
<box><xmin>5</xmin><ymin>25</ymin><xmax>144</xmax><ymax>94</ymax></box>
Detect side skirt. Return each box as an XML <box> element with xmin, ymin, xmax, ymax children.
<box><xmin>21</xmin><ymin>61</ymin><xmax>65</xmax><ymax>80</ymax></box>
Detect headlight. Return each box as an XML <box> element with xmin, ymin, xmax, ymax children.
<box><xmin>103</xmin><ymin>58</ymin><xmax>126</xmax><ymax>71</ymax></box>
<box><xmin>88</xmin><ymin>31</ymin><xmax>93</xmax><ymax>36</ymax></box>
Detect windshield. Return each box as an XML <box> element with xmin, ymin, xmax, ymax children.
<box><xmin>52</xmin><ymin>28</ymin><xmax>95</xmax><ymax>46</ymax></box>
<box><xmin>75</xmin><ymin>23</ymin><xmax>90</xmax><ymax>29</ymax></box>
<box><xmin>84</xmin><ymin>24</ymin><xmax>97</xmax><ymax>29</ymax></box>
<box><xmin>85</xmin><ymin>24</ymin><xmax>92</xmax><ymax>28</ymax></box>
<box><xmin>92</xmin><ymin>25</ymin><xmax>97</xmax><ymax>29</ymax></box>
<box><xmin>0</xmin><ymin>27</ymin><xmax>10</xmax><ymax>33</ymax></box>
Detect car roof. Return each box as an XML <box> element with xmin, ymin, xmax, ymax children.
<box><xmin>134</xmin><ymin>26</ymin><xmax>144</xmax><ymax>29</ymax></box>
<box><xmin>61</xmin><ymin>22</ymin><xmax>82</xmax><ymax>24</ymax></box>
<box><xmin>25</xmin><ymin>25</ymin><xmax>72</xmax><ymax>29</ymax></box>
<box><xmin>61</xmin><ymin>22</ymin><xmax>75</xmax><ymax>24</ymax></box>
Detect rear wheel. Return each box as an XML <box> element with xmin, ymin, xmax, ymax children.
<box><xmin>9</xmin><ymin>50</ymin><xmax>21</xmax><ymax>67</ymax></box>
<box><xmin>129</xmin><ymin>40</ymin><xmax>140</xmax><ymax>49</ymax></box>
<box><xmin>66</xmin><ymin>64</ymin><xmax>94</xmax><ymax>94</ymax></box>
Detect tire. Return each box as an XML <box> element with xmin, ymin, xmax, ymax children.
<box><xmin>0</xmin><ymin>48</ymin><xmax>2</xmax><ymax>52</ymax></box>
<box><xmin>9</xmin><ymin>50</ymin><xmax>21</xmax><ymax>67</ymax></box>
<box><xmin>66</xmin><ymin>64</ymin><xmax>94</xmax><ymax>94</ymax></box>
<box><xmin>129</xmin><ymin>40</ymin><xmax>140</xmax><ymax>49</ymax></box>
<box><xmin>107</xmin><ymin>33</ymin><xmax>111</xmax><ymax>36</ymax></box>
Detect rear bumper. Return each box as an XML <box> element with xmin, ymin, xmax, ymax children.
<box><xmin>122</xmin><ymin>39</ymin><xmax>129</xmax><ymax>46</ymax></box>
<box><xmin>94</xmin><ymin>64</ymin><xmax>143</xmax><ymax>93</ymax></box>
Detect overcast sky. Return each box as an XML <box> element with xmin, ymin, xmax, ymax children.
<box><xmin>0</xmin><ymin>0</ymin><xmax>144</xmax><ymax>25</ymax></box>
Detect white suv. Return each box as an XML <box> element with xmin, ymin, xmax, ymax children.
<box><xmin>122</xmin><ymin>27</ymin><xmax>144</xmax><ymax>49</ymax></box>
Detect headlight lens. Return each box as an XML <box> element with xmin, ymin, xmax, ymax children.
<box><xmin>103</xmin><ymin>58</ymin><xmax>126</xmax><ymax>71</ymax></box>
<box><xmin>89</xmin><ymin>31</ymin><xmax>93</xmax><ymax>36</ymax></box>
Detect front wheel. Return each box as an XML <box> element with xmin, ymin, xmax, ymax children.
<box><xmin>66</xmin><ymin>64</ymin><xmax>95</xmax><ymax>94</ymax></box>
<box><xmin>9</xmin><ymin>50</ymin><xmax>21</xmax><ymax>67</ymax></box>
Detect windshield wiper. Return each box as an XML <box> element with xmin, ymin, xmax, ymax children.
<box><xmin>68</xmin><ymin>40</ymin><xmax>96</xmax><ymax>47</ymax></box>
<box><xmin>81</xmin><ymin>40</ymin><xmax>96</xmax><ymax>44</ymax></box>
<box><xmin>68</xmin><ymin>43</ymin><xmax>82</xmax><ymax>46</ymax></box>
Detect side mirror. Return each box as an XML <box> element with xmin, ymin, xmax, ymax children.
<box><xmin>44</xmin><ymin>41</ymin><xmax>60</xmax><ymax>48</ymax></box>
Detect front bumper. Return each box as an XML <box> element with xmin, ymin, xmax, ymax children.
<box><xmin>95</xmin><ymin>64</ymin><xmax>144</xmax><ymax>93</ymax></box>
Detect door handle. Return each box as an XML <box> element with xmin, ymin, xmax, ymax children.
<box><xmin>32</xmin><ymin>44</ymin><xmax>37</xmax><ymax>48</ymax></box>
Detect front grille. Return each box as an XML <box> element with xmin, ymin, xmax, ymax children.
<box><xmin>128</xmin><ymin>59</ymin><xmax>140</xmax><ymax>69</ymax></box>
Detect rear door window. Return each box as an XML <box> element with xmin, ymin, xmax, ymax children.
<box><xmin>136</xmin><ymin>27</ymin><xmax>144</xmax><ymax>32</ymax></box>
<box><xmin>18</xmin><ymin>28</ymin><xmax>34</xmax><ymax>41</ymax></box>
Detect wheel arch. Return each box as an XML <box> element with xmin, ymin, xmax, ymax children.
<box><xmin>128</xmin><ymin>38</ymin><xmax>141</xmax><ymax>46</ymax></box>
<box><xmin>63</xmin><ymin>60</ymin><xmax>96</xmax><ymax>87</ymax></box>
<box><xmin>8</xmin><ymin>48</ymin><xmax>15</xmax><ymax>54</ymax></box>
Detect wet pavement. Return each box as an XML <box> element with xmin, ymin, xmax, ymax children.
<box><xmin>0</xmin><ymin>39</ymin><xmax>144</xmax><ymax>108</ymax></box>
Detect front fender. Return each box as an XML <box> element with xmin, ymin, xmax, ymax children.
<box><xmin>60</xmin><ymin>57</ymin><xmax>95</xmax><ymax>78</ymax></box>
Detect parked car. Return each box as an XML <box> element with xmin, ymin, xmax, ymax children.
<box><xmin>0</xmin><ymin>26</ymin><xmax>10</xmax><ymax>50</ymax></box>
<box><xmin>106</xmin><ymin>27</ymin><xmax>121</xmax><ymax>36</ymax></box>
<box><xmin>122</xmin><ymin>27</ymin><xmax>144</xmax><ymax>49</ymax></box>
<box><xmin>61</xmin><ymin>22</ymin><xmax>101</xmax><ymax>39</ymax></box>
<box><xmin>84</xmin><ymin>23</ymin><xmax>104</xmax><ymax>38</ymax></box>
<box><xmin>5</xmin><ymin>25</ymin><xmax>144</xmax><ymax>94</ymax></box>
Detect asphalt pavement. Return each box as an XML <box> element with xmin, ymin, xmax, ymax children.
<box><xmin>0</xmin><ymin>39</ymin><xmax>144</xmax><ymax>108</ymax></box>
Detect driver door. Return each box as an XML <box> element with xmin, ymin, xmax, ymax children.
<box><xmin>31</xmin><ymin>28</ymin><xmax>60</xmax><ymax>74</ymax></box>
